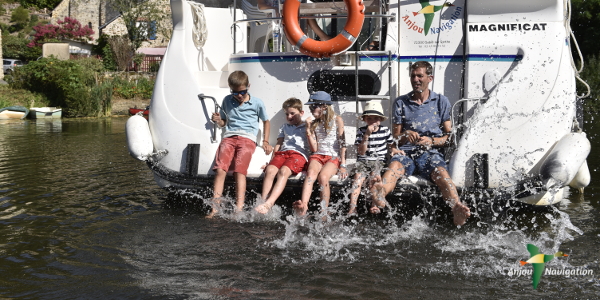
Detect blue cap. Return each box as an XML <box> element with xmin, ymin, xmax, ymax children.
<box><xmin>306</xmin><ymin>91</ymin><xmax>332</xmax><ymax>105</ymax></box>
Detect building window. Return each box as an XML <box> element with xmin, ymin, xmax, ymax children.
<box><xmin>88</xmin><ymin>22</ymin><xmax>92</xmax><ymax>29</ymax></box>
<box><xmin>135</xmin><ymin>20</ymin><xmax>157</xmax><ymax>40</ymax></box>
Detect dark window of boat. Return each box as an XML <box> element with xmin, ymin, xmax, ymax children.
<box><xmin>307</xmin><ymin>70</ymin><xmax>381</xmax><ymax>98</ymax></box>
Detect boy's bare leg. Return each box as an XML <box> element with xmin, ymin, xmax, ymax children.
<box><xmin>207</xmin><ymin>168</ymin><xmax>227</xmax><ymax>218</ymax></box>
<box><xmin>369</xmin><ymin>161</ymin><xmax>404</xmax><ymax>214</ymax></box>
<box><xmin>234</xmin><ymin>172</ymin><xmax>247</xmax><ymax>213</ymax></box>
<box><xmin>293</xmin><ymin>160</ymin><xmax>323</xmax><ymax>216</ymax></box>
<box><xmin>348</xmin><ymin>173</ymin><xmax>366</xmax><ymax>215</ymax></box>
<box><xmin>256</xmin><ymin>166</ymin><xmax>292</xmax><ymax>214</ymax></box>
<box><xmin>430</xmin><ymin>166</ymin><xmax>471</xmax><ymax>226</ymax></box>
<box><xmin>261</xmin><ymin>165</ymin><xmax>279</xmax><ymax>200</ymax></box>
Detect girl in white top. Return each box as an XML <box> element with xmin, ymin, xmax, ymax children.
<box><xmin>293</xmin><ymin>91</ymin><xmax>347</xmax><ymax>217</ymax></box>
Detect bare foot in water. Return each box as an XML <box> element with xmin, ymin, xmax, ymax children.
<box><xmin>452</xmin><ymin>202</ymin><xmax>471</xmax><ymax>226</ymax></box>
<box><xmin>255</xmin><ymin>202</ymin><xmax>273</xmax><ymax>214</ymax></box>
<box><xmin>369</xmin><ymin>206</ymin><xmax>381</xmax><ymax>214</ymax></box>
<box><xmin>206</xmin><ymin>207</ymin><xmax>218</xmax><ymax>219</ymax></box>
<box><xmin>205</xmin><ymin>197</ymin><xmax>223</xmax><ymax>219</ymax></box>
<box><xmin>370</xmin><ymin>183</ymin><xmax>387</xmax><ymax>213</ymax></box>
<box><xmin>292</xmin><ymin>200</ymin><xmax>308</xmax><ymax>216</ymax></box>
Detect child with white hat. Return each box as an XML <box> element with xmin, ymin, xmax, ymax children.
<box><xmin>348</xmin><ymin>100</ymin><xmax>398</xmax><ymax>215</ymax></box>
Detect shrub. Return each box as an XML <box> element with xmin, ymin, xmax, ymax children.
<box><xmin>0</xmin><ymin>85</ymin><xmax>49</xmax><ymax>108</ymax></box>
<box><xmin>577</xmin><ymin>54</ymin><xmax>600</xmax><ymax>114</ymax></box>
<box><xmin>111</xmin><ymin>75</ymin><xmax>155</xmax><ymax>100</ymax></box>
<box><xmin>8</xmin><ymin>57</ymin><xmax>111</xmax><ymax>117</ymax></box>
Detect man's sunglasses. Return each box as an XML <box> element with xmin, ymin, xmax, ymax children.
<box><xmin>231</xmin><ymin>89</ymin><xmax>248</xmax><ymax>96</ymax></box>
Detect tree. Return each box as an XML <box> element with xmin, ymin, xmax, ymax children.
<box><xmin>10</xmin><ymin>6</ymin><xmax>29</xmax><ymax>31</ymax></box>
<box><xmin>28</xmin><ymin>17</ymin><xmax>94</xmax><ymax>47</ymax></box>
<box><xmin>2</xmin><ymin>35</ymin><xmax>42</xmax><ymax>61</ymax></box>
<box><xmin>17</xmin><ymin>0</ymin><xmax>62</xmax><ymax>10</ymax></box>
<box><xmin>107</xmin><ymin>0</ymin><xmax>169</xmax><ymax>51</ymax></box>
<box><xmin>570</xmin><ymin>0</ymin><xmax>600</xmax><ymax>58</ymax></box>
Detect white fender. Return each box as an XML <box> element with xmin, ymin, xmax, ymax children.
<box><xmin>539</xmin><ymin>132</ymin><xmax>591</xmax><ymax>189</ymax></box>
<box><xmin>126</xmin><ymin>114</ymin><xmax>154</xmax><ymax>161</ymax></box>
<box><xmin>569</xmin><ymin>160</ymin><xmax>591</xmax><ymax>192</ymax></box>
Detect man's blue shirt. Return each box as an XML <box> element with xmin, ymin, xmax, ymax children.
<box><xmin>392</xmin><ymin>90</ymin><xmax>451</xmax><ymax>151</ymax></box>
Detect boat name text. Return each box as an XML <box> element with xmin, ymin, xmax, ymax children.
<box><xmin>469</xmin><ymin>23</ymin><xmax>547</xmax><ymax>32</ymax></box>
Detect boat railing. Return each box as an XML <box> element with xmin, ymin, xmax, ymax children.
<box><xmin>450</xmin><ymin>97</ymin><xmax>488</xmax><ymax>149</ymax></box>
<box><xmin>231</xmin><ymin>0</ymin><xmax>396</xmax><ymax>53</ymax></box>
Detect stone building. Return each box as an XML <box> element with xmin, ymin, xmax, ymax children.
<box><xmin>52</xmin><ymin>0</ymin><xmax>172</xmax><ymax>48</ymax></box>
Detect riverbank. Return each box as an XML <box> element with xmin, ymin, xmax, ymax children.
<box><xmin>111</xmin><ymin>98</ymin><xmax>150</xmax><ymax>116</ymax></box>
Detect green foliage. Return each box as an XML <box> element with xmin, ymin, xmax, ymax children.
<box><xmin>1</xmin><ymin>34</ymin><xmax>42</xmax><ymax>61</ymax></box>
<box><xmin>92</xmin><ymin>34</ymin><xmax>118</xmax><ymax>71</ymax></box>
<box><xmin>107</xmin><ymin>0</ymin><xmax>169</xmax><ymax>51</ymax></box>
<box><xmin>578</xmin><ymin>54</ymin><xmax>600</xmax><ymax>113</ymax></box>
<box><xmin>11</xmin><ymin>6</ymin><xmax>29</xmax><ymax>26</ymax></box>
<box><xmin>7</xmin><ymin>57</ymin><xmax>112</xmax><ymax>117</ymax></box>
<box><xmin>111</xmin><ymin>75</ymin><xmax>154</xmax><ymax>99</ymax></box>
<box><xmin>90</xmin><ymin>80</ymin><xmax>113</xmax><ymax>117</ymax></box>
<box><xmin>149</xmin><ymin>61</ymin><xmax>160</xmax><ymax>72</ymax></box>
<box><xmin>0</xmin><ymin>85</ymin><xmax>50</xmax><ymax>108</ymax></box>
<box><xmin>17</xmin><ymin>0</ymin><xmax>62</xmax><ymax>10</ymax></box>
<box><xmin>571</xmin><ymin>0</ymin><xmax>600</xmax><ymax>59</ymax></box>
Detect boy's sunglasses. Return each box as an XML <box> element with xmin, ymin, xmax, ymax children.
<box><xmin>231</xmin><ymin>89</ymin><xmax>248</xmax><ymax>96</ymax></box>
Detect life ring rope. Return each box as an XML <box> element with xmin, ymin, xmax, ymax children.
<box><xmin>282</xmin><ymin>0</ymin><xmax>365</xmax><ymax>58</ymax></box>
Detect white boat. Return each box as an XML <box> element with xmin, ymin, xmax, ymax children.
<box><xmin>126</xmin><ymin>0</ymin><xmax>591</xmax><ymax>206</ymax></box>
<box><xmin>0</xmin><ymin>106</ymin><xmax>29</xmax><ymax>120</ymax></box>
<box><xmin>29</xmin><ymin>107</ymin><xmax>62</xmax><ymax>119</ymax></box>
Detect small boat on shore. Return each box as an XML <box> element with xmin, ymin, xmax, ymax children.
<box><xmin>0</xmin><ymin>106</ymin><xmax>29</xmax><ymax>120</ymax></box>
<box><xmin>29</xmin><ymin>107</ymin><xmax>62</xmax><ymax>119</ymax></box>
<box><xmin>129</xmin><ymin>107</ymin><xmax>150</xmax><ymax>116</ymax></box>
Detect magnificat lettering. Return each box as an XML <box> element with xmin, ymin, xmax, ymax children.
<box><xmin>468</xmin><ymin>23</ymin><xmax>547</xmax><ymax>32</ymax></box>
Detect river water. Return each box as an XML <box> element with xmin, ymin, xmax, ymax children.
<box><xmin>0</xmin><ymin>117</ymin><xmax>598</xmax><ymax>299</ymax></box>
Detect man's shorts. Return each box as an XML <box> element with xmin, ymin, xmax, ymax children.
<box><xmin>213</xmin><ymin>136</ymin><xmax>256</xmax><ymax>176</ymax></box>
<box><xmin>354</xmin><ymin>160</ymin><xmax>385</xmax><ymax>175</ymax></box>
<box><xmin>389</xmin><ymin>150</ymin><xmax>447</xmax><ymax>180</ymax></box>
<box><xmin>309</xmin><ymin>154</ymin><xmax>340</xmax><ymax>167</ymax></box>
<box><xmin>268</xmin><ymin>150</ymin><xmax>308</xmax><ymax>175</ymax></box>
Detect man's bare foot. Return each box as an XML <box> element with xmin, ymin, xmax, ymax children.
<box><xmin>292</xmin><ymin>200</ymin><xmax>308</xmax><ymax>216</ymax></box>
<box><xmin>368</xmin><ymin>174</ymin><xmax>382</xmax><ymax>189</ymax></box>
<box><xmin>371</xmin><ymin>184</ymin><xmax>387</xmax><ymax>209</ymax></box>
<box><xmin>255</xmin><ymin>202</ymin><xmax>273</xmax><ymax>214</ymax></box>
<box><xmin>452</xmin><ymin>202</ymin><xmax>471</xmax><ymax>226</ymax></box>
<box><xmin>369</xmin><ymin>206</ymin><xmax>381</xmax><ymax>214</ymax></box>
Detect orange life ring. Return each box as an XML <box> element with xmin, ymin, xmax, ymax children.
<box><xmin>282</xmin><ymin>0</ymin><xmax>365</xmax><ymax>58</ymax></box>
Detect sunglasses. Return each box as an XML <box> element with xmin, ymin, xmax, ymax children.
<box><xmin>309</xmin><ymin>104</ymin><xmax>323</xmax><ymax>110</ymax></box>
<box><xmin>231</xmin><ymin>89</ymin><xmax>248</xmax><ymax>96</ymax></box>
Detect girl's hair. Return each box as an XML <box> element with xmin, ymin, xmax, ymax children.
<box><xmin>310</xmin><ymin>104</ymin><xmax>335</xmax><ymax>133</ymax></box>
<box><xmin>282</xmin><ymin>98</ymin><xmax>303</xmax><ymax>112</ymax></box>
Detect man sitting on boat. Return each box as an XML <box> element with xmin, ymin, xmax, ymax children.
<box><xmin>371</xmin><ymin>61</ymin><xmax>471</xmax><ymax>226</ymax></box>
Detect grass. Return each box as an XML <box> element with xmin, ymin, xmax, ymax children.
<box><xmin>0</xmin><ymin>84</ymin><xmax>50</xmax><ymax>108</ymax></box>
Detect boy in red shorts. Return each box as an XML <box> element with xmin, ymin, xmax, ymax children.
<box><xmin>255</xmin><ymin>98</ymin><xmax>309</xmax><ymax>214</ymax></box>
<box><xmin>209</xmin><ymin>71</ymin><xmax>273</xmax><ymax>217</ymax></box>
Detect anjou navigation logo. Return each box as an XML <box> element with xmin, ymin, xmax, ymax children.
<box><xmin>412</xmin><ymin>0</ymin><xmax>456</xmax><ymax>36</ymax></box>
<box><xmin>519</xmin><ymin>244</ymin><xmax>568</xmax><ymax>289</ymax></box>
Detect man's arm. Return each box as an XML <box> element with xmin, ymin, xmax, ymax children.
<box><xmin>430</xmin><ymin>120</ymin><xmax>451</xmax><ymax>148</ymax></box>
